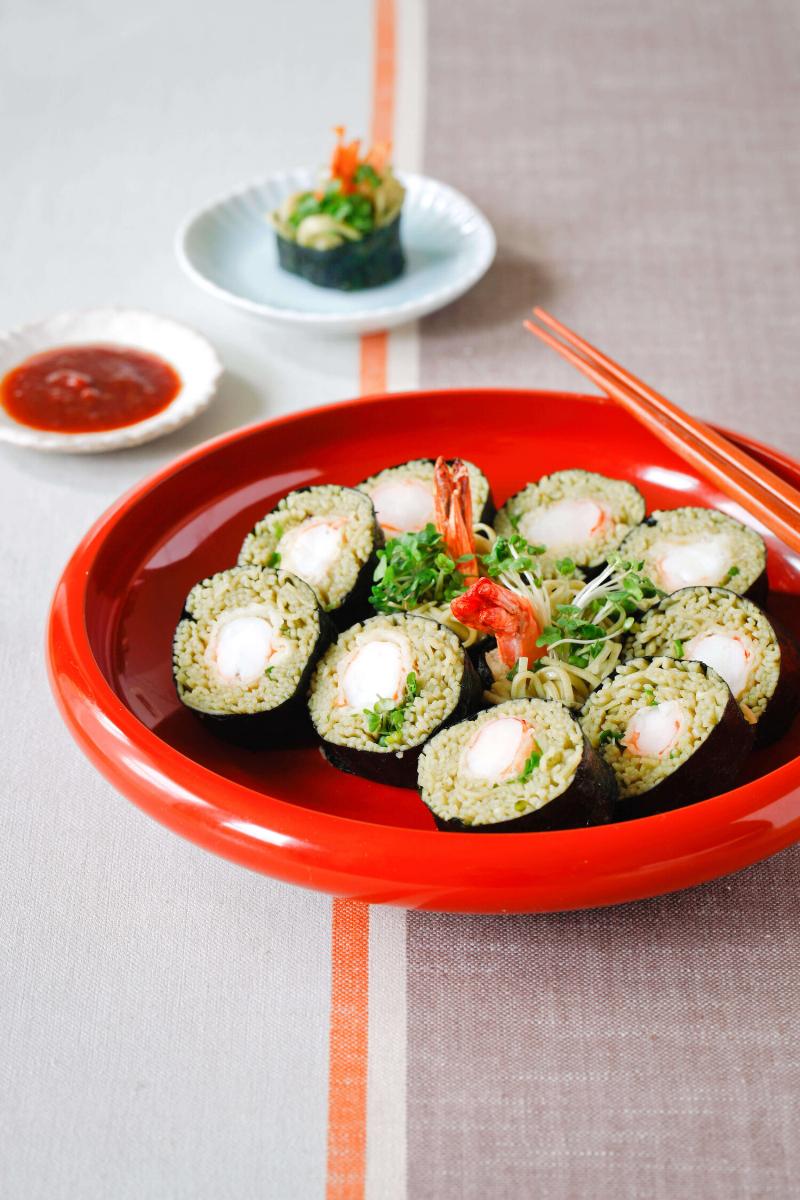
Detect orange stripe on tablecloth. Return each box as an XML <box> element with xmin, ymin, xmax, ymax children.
<box><xmin>326</xmin><ymin>899</ymin><xmax>371</xmax><ymax>1200</ymax></box>
<box><xmin>360</xmin><ymin>0</ymin><xmax>395</xmax><ymax>398</ymax></box>
<box><xmin>371</xmin><ymin>0</ymin><xmax>396</xmax><ymax>148</ymax></box>
<box><xmin>325</xmin><ymin>5</ymin><xmax>396</xmax><ymax>1198</ymax></box>
<box><xmin>359</xmin><ymin>331</ymin><xmax>389</xmax><ymax>395</ymax></box>
<box><xmin>362</xmin><ymin>0</ymin><xmax>398</xmax><ymax>398</ymax></box>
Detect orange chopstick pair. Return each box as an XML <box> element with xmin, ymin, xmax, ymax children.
<box><xmin>524</xmin><ymin>308</ymin><xmax>800</xmax><ymax>557</ymax></box>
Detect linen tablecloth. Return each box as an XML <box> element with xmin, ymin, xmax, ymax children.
<box><xmin>3</xmin><ymin>1</ymin><xmax>799</xmax><ymax>1197</ymax></box>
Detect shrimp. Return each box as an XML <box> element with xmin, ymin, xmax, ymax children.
<box><xmin>451</xmin><ymin>578</ymin><xmax>542</xmax><ymax>668</ymax></box>
<box><xmin>621</xmin><ymin>701</ymin><xmax>686</xmax><ymax>758</ymax></box>
<box><xmin>433</xmin><ymin>456</ymin><xmax>478</xmax><ymax>579</ymax></box>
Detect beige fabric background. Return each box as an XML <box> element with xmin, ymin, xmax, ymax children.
<box><xmin>4</xmin><ymin>0</ymin><xmax>800</xmax><ymax>1196</ymax></box>
<box><xmin>0</xmin><ymin>2</ymin><xmax>375</xmax><ymax>1196</ymax></box>
<box><xmin>410</xmin><ymin>2</ymin><xmax>800</xmax><ymax>1197</ymax></box>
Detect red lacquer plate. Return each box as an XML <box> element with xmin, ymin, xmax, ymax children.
<box><xmin>47</xmin><ymin>390</ymin><xmax>800</xmax><ymax>912</ymax></box>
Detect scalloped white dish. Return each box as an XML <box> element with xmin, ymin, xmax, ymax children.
<box><xmin>176</xmin><ymin>171</ymin><xmax>496</xmax><ymax>334</ymax></box>
<box><xmin>0</xmin><ymin>309</ymin><xmax>222</xmax><ymax>454</ymax></box>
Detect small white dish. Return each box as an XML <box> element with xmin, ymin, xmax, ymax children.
<box><xmin>176</xmin><ymin>170</ymin><xmax>496</xmax><ymax>334</ymax></box>
<box><xmin>0</xmin><ymin>309</ymin><xmax>222</xmax><ymax>454</ymax></box>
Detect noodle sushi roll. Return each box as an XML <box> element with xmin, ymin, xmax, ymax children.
<box><xmin>617</xmin><ymin>507</ymin><xmax>767</xmax><ymax>605</ymax></box>
<box><xmin>238</xmin><ymin>485</ymin><xmax>382</xmax><ymax>631</ymax></box>
<box><xmin>173</xmin><ymin>566</ymin><xmax>333</xmax><ymax>749</ymax></box>
<box><xmin>358</xmin><ymin>458</ymin><xmax>495</xmax><ymax>539</ymax></box>
<box><xmin>627</xmin><ymin>587</ymin><xmax>800</xmax><ymax>747</ymax></box>
<box><xmin>269</xmin><ymin>127</ymin><xmax>406</xmax><ymax>291</ymax></box>
<box><xmin>308</xmin><ymin>612</ymin><xmax>483</xmax><ymax>788</ymax></box>
<box><xmin>580</xmin><ymin>656</ymin><xmax>754</xmax><ymax>820</ymax></box>
<box><xmin>417</xmin><ymin>698</ymin><xmax>617</xmax><ymax>832</ymax></box>
<box><xmin>494</xmin><ymin>469</ymin><xmax>645</xmax><ymax>572</ymax></box>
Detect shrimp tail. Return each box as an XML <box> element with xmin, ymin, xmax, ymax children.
<box><xmin>433</xmin><ymin>456</ymin><xmax>478</xmax><ymax>579</ymax></box>
<box><xmin>450</xmin><ymin>578</ymin><xmax>542</xmax><ymax>667</ymax></box>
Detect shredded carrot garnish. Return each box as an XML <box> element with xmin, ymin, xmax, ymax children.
<box><xmin>329</xmin><ymin>126</ymin><xmax>390</xmax><ymax>194</ymax></box>
<box><xmin>329</xmin><ymin>127</ymin><xmax>362</xmax><ymax>194</ymax></box>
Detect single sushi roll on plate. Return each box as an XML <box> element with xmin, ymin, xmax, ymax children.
<box><xmin>418</xmin><ymin>698</ymin><xmax>617</xmax><ymax>832</ymax></box>
<box><xmin>268</xmin><ymin>127</ymin><xmax>406</xmax><ymax>291</ymax></box>
<box><xmin>238</xmin><ymin>485</ymin><xmax>382</xmax><ymax>631</ymax></box>
<box><xmin>580</xmin><ymin>655</ymin><xmax>754</xmax><ymax>820</ymax></box>
<box><xmin>173</xmin><ymin>566</ymin><xmax>333</xmax><ymax>749</ymax></box>
<box><xmin>627</xmin><ymin>586</ymin><xmax>800</xmax><ymax>747</ymax></box>
<box><xmin>617</xmin><ymin>507</ymin><xmax>767</xmax><ymax>605</ymax></box>
<box><xmin>494</xmin><ymin>469</ymin><xmax>645</xmax><ymax>573</ymax></box>
<box><xmin>358</xmin><ymin>457</ymin><xmax>495</xmax><ymax>539</ymax></box>
<box><xmin>308</xmin><ymin>612</ymin><xmax>483</xmax><ymax>788</ymax></box>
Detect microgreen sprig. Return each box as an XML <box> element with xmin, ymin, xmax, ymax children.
<box><xmin>370</xmin><ymin>525</ymin><xmax>470</xmax><ymax>613</ymax></box>
<box><xmin>354</xmin><ymin>162</ymin><xmax>381</xmax><ymax>188</ymax></box>
<box><xmin>288</xmin><ymin>184</ymin><xmax>377</xmax><ymax>234</ymax></box>
<box><xmin>480</xmin><ymin>534</ymin><xmax>545</xmax><ymax>583</ymax></box>
<box><xmin>599</xmin><ymin>728</ymin><xmax>623</xmax><ymax>745</ymax></box>
<box><xmin>535</xmin><ymin>556</ymin><xmax>661</xmax><ymax>668</ymax></box>
<box><xmin>363</xmin><ymin>672</ymin><xmax>418</xmax><ymax>746</ymax></box>
<box><xmin>517</xmin><ymin>743</ymin><xmax>542</xmax><ymax>783</ymax></box>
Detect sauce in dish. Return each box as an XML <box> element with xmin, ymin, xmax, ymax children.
<box><xmin>0</xmin><ymin>344</ymin><xmax>181</xmax><ymax>433</ymax></box>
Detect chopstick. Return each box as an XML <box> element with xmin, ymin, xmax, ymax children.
<box><xmin>524</xmin><ymin>308</ymin><xmax>800</xmax><ymax>556</ymax></box>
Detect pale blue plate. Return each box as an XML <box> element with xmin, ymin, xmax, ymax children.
<box><xmin>176</xmin><ymin>170</ymin><xmax>496</xmax><ymax>334</ymax></box>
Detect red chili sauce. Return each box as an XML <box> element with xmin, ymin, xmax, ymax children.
<box><xmin>0</xmin><ymin>344</ymin><xmax>181</xmax><ymax>433</ymax></box>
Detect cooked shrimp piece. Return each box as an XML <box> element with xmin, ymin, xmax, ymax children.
<box><xmin>205</xmin><ymin>610</ymin><xmax>291</xmax><ymax>685</ymax></box>
<box><xmin>684</xmin><ymin>631</ymin><xmax>754</xmax><ymax>699</ymax></box>
<box><xmin>451</xmin><ymin>578</ymin><xmax>542</xmax><ymax>668</ymax></box>
<box><xmin>369</xmin><ymin>478</ymin><xmax>435</xmax><ymax>535</ymax></box>
<box><xmin>461</xmin><ymin>717</ymin><xmax>537</xmax><ymax>783</ymax></box>
<box><xmin>434</xmin><ymin>456</ymin><xmax>478</xmax><ymax>578</ymax></box>
<box><xmin>621</xmin><ymin>700</ymin><xmax>687</xmax><ymax>758</ymax></box>
<box><xmin>652</xmin><ymin>537</ymin><xmax>731</xmax><ymax>593</ymax></box>
<box><xmin>520</xmin><ymin>498</ymin><xmax>608</xmax><ymax>551</ymax></box>
<box><xmin>277</xmin><ymin>516</ymin><xmax>348</xmax><ymax>585</ymax></box>
<box><xmin>336</xmin><ymin>630</ymin><xmax>413</xmax><ymax>709</ymax></box>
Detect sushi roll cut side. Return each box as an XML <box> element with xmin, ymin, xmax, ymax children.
<box><xmin>308</xmin><ymin>612</ymin><xmax>483</xmax><ymax>788</ymax></box>
<box><xmin>418</xmin><ymin>698</ymin><xmax>617</xmax><ymax>832</ymax></box>
<box><xmin>358</xmin><ymin>458</ymin><xmax>495</xmax><ymax>538</ymax></box>
<box><xmin>580</xmin><ymin>656</ymin><xmax>754</xmax><ymax>820</ymax></box>
<box><xmin>239</xmin><ymin>485</ymin><xmax>382</xmax><ymax>631</ymax></box>
<box><xmin>627</xmin><ymin>586</ymin><xmax>800</xmax><ymax>747</ymax></box>
<box><xmin>494</xmin><ymin>469</ymin><xmax>646</xmax><ymax>572</ymax></box>
<box><xmin>173</xmin><ymin>566</ymin><xmax>333</xmax><ymax>749</ymax></box>
<box><xmin>617</xmin><ymin>507</ymin><xmax>767</xmax><ymax>605</ymax></box>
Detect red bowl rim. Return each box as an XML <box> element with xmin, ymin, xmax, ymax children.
<box><xmin>46</xmin><ymin>388</ymin><xmax>800</xmax><ymax>910</ymax></box>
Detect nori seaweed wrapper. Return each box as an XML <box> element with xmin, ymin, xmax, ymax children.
<box><xmin>276</xmin><ymin>214</ymin><xmax>405</xmax><ymax>291</ymax></box>
<box><xmin>756</xmin><ymin>614</ymin><xmax>800</xmax><ymax>747</ymax></box>
<box><xmin>613</xmin><ymin>686</ymin><xmax>754</xmax><ymax>822</ymax></box>
<box><xmin>430</xmin><ymin>733</ymin><xmax>617</xmax><ymax>833</ymax></box>
<box><xmin>177</xmin><ymin>609</ymin><xmax>337</xmax><ymax>752</ymax></box>
<box><xmin>468</xmin><ymin>636</ymin><xmax>496</xmax><ymax>690</ymax></box>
